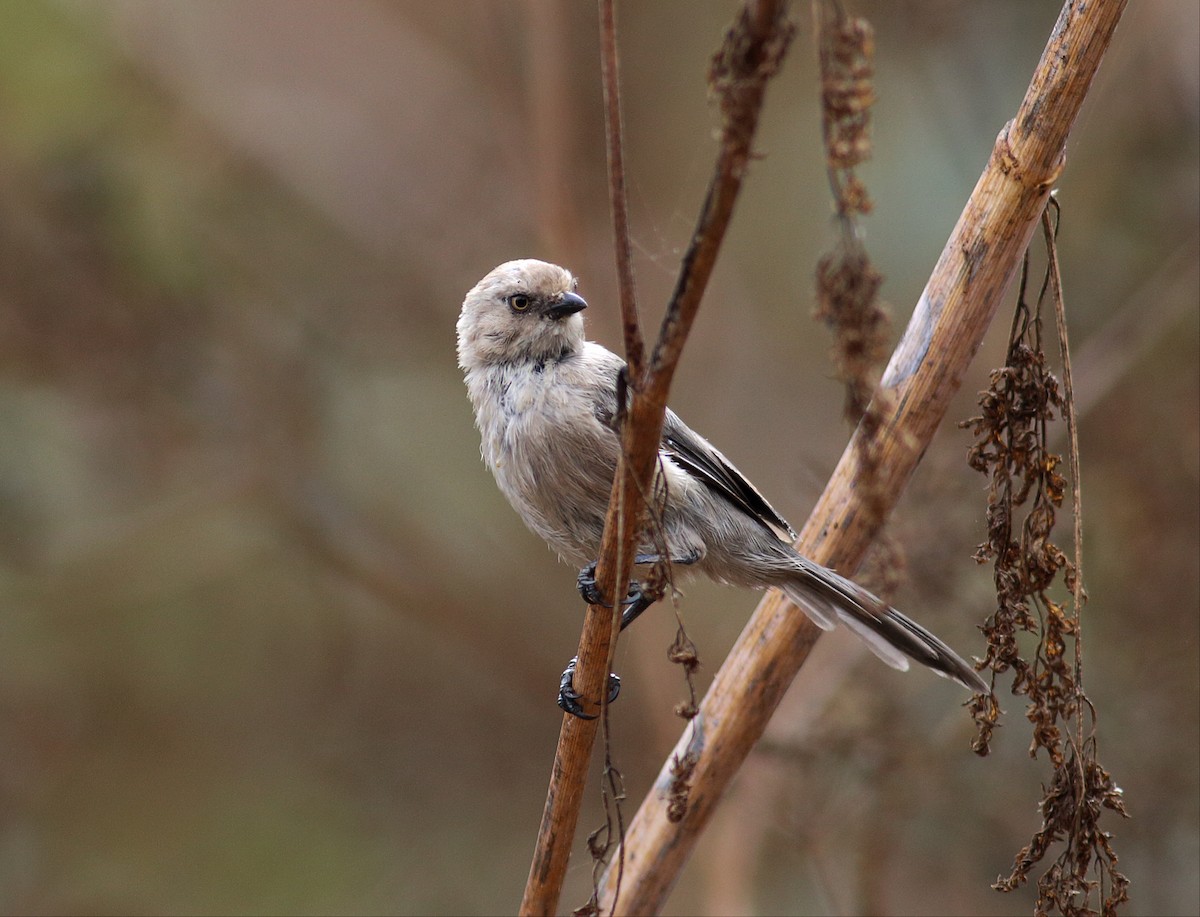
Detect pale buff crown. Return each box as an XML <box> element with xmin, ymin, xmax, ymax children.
<box><xmin>457</xmin><ymin>259</ymin><xmax>585</xmax><ymax>370</ymax></box>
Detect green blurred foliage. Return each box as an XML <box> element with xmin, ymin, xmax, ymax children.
<box><xmin>0</xmin><ymin>2</ymin><xmax>1195</xmax><ymax>915</ymax></box>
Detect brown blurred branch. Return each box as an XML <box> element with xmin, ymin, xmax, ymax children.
<box><xmin>1068</xmin><ymin>235</ymin><xmax>1200</xmax><ymax>420</ymax></box>
<box><xmin>527</xmin><ymin>0</ymin><xmax>585</xmax><ymax>269</ymax></box>
<box><xmin>597</xmin><ymin>0</ymin><xmax>1127</xmax><ymax>913</ymax></box>
<box><xmin>519</xmin><ymin>2</ymin><xmax>794</xmax><ymax>914</ymax></box>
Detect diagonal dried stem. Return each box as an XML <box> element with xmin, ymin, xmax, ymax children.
<box><xmin>596</xmin><ymin>1</ymin><xmax>1128</xmax><ymax>913</ymax></box>
<box><xmin>518</xmin><ymin>3</ymin><xmax>794</xmax><ymax>915</ymax></box>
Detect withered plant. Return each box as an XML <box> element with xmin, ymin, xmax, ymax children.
<box><xmin>962</xmin><ymin>206</ymin><xmax>1129</xmax><ymax>917</ymax></box>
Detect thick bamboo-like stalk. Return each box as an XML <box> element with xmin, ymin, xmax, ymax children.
<box><xmin>596</xmin><ymin>1</ymin><xmax>1128</xmax><ymax>913</ymax></box>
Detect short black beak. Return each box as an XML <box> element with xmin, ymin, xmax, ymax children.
<box><xmin>546</xmin><ymin>291</ymin><xmax>588</xmax><ymax>320</ymax></box>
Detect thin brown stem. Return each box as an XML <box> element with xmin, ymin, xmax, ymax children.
<box><xmin>1043</xmin><ymin>205</ymin><xmax>1083</xmax><ymax>694</ymax></box>
<box><xmin>598</xmin><ymin>0</ymin><xmax>643</xmax><ymax>381</ymax></box>
<box><xmin>518</xmin><ymin>3</ymin><xmax>794</xmax><ymax>915</ymax></box>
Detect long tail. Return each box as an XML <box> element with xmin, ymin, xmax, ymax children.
<box><xmin>781</xmin><ymin>561</ymin><xmax>989</xmax><ymax>694</ymax></box>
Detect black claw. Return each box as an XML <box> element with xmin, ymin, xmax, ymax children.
<box><xmin>558</xmin><ymin>660</ymin><xmax>591</xmax><ymax>718</ymax></box>
<box><xmin>576</xmin><ymin>562</ymin><xmax>605</xmax><ymax>606</ymax></box>
<box><xmin>606</xmin><ymin>671</ymin><xmax>621</xmax><ymax>703</ymax></box>
<box><xmin>557</xmin><ymin>656</ymin><xmax>621</xmax><ymax>719</ymax></box>
<box><xmin>577</xmin><ymin>563</ymin><xmax>645</xmax><ymax>609</ymax></box>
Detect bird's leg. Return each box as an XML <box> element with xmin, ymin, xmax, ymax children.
<box><xmin>559</xmin><ymin>549</ymin><xmax>701</xmax><ymax>718</ymax></box>
<box><xmin>632</xmin><ymin>548</ymin><xmax>702</xmax><ymax>569</ymax></box>
<box><xmin>616</xmin><ymin>549</ymin><xmax>700</xmax><ymax>630</ymax></box>
<box><xmin>617</xmin><ymin>588</ymin><xmax>653</xmax><ymax>631</ymax></box>
<box><xmin>575</xmin><ymin>548</ymin><xmax>701</xmax><ymax>609</ymax></box>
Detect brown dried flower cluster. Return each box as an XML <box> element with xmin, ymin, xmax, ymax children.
<box><xmin>814</xmin><ymin>247</ymin><xmax>887</xmax><ymax>425</ymax></box>
<box><xmin>818</xmin><ymin>9</ymin><xmax>874</xmax><ymax>215</ymax></box>
<box><xmin>963</xmin><ymin>335</ymin><xmax>1074</xmax><ymax>757</ymax></box>
<box><xmin>813</xmin><ymin>1</ymin><xmax>892</xmax><ymax>531</ymax></box>
<box><xmin>961</xmin><ymin>237</ymin><xmax>1129</xmax><ymax>916</ymax></box>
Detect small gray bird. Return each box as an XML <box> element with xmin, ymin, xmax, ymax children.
<box><xmin>458</xmin><ymin>259</ymin><xmax>988</xmax><ymax>715</ymax></box>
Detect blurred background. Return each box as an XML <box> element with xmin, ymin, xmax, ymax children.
<box><xmin>0</xmin><ymin>2</ymin><xmax>1196</xmax><ymax>915</ymax></box>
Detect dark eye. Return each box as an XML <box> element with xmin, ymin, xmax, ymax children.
<box><xmin>508</xmin><ymin>294</ymin><xmax>531</xmax><ymax>312</ymax></box>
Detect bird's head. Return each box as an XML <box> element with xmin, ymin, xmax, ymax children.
<box><xmin>457</xmin><ymin>259</ymin><xmax>588</xmax><ymax>370</ymax></box>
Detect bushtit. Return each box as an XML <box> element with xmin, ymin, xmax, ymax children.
<box><xmin>458</xmin><ymin>259</ymin><xmax>988</xmax><ymax>715</ymax></box>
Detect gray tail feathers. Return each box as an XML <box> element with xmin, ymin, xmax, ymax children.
<box><xmin>781</xmin><ymin>562</ymin><xmax>989</xmax><ymax>695</ymax></box>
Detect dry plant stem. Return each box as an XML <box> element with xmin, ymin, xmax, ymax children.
<box><xmin>1045</xmin><ymin>204</ymin><xmax>1088</xmax><ymax>805</ymax></box>
<box><xmin>1043</xmin><ymin>207</ymin><xmax>1083</xmax><ymax>693</ymax></box>
<box><xmin>598</xmin><ymin>0</ymin><xmax>643</xmax><ymax>377</ymax></box>
<box><xmin>596</xmin><ymin>0</ymin><xmax>641</xmax><ymax>719</ymax></box>
<box><xmin>519</xmin><ymin>5</ymin><xmax>633</xmax><ymax>914</ymax></box>
<box><xmin>596</xmin><ymin>1</ymin><xmax>1127</xmax><ymax>913</ymax></box>
<box><xmin>519</xmin><ymin>3</ymin><xmax>792</xmax><ymax>915</ymax></box>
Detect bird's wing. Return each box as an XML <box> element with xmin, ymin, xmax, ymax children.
<box><xmin>661</xmin><ymin>409</ymin><xmax>797</xmax><ymax>542</ymax></box>
<box><xmin>587</xmin><ymin>358</ymin><xmax>796</xmax><ymax>543</ymax></box>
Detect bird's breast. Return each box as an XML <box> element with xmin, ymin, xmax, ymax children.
<box><xmin>468</xmin><ymin>362</ymin><xmax>596</xmax><ymax>470</ymax></box>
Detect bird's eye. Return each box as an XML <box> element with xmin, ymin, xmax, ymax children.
<box><xmin>508</xmin><ymin>294</ymin><xmax>531</xmax><ymax>312</ymax></box>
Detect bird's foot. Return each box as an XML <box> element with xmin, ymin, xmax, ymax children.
<box><xmin>576</xmin><ymin>562</ymin><xmax>644</xmax><ymax>609</ymax></box>
<box><xmin>557</xmin><ymin>656</ymin><xmax>621</xmax><ymax>719</ymax></box>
